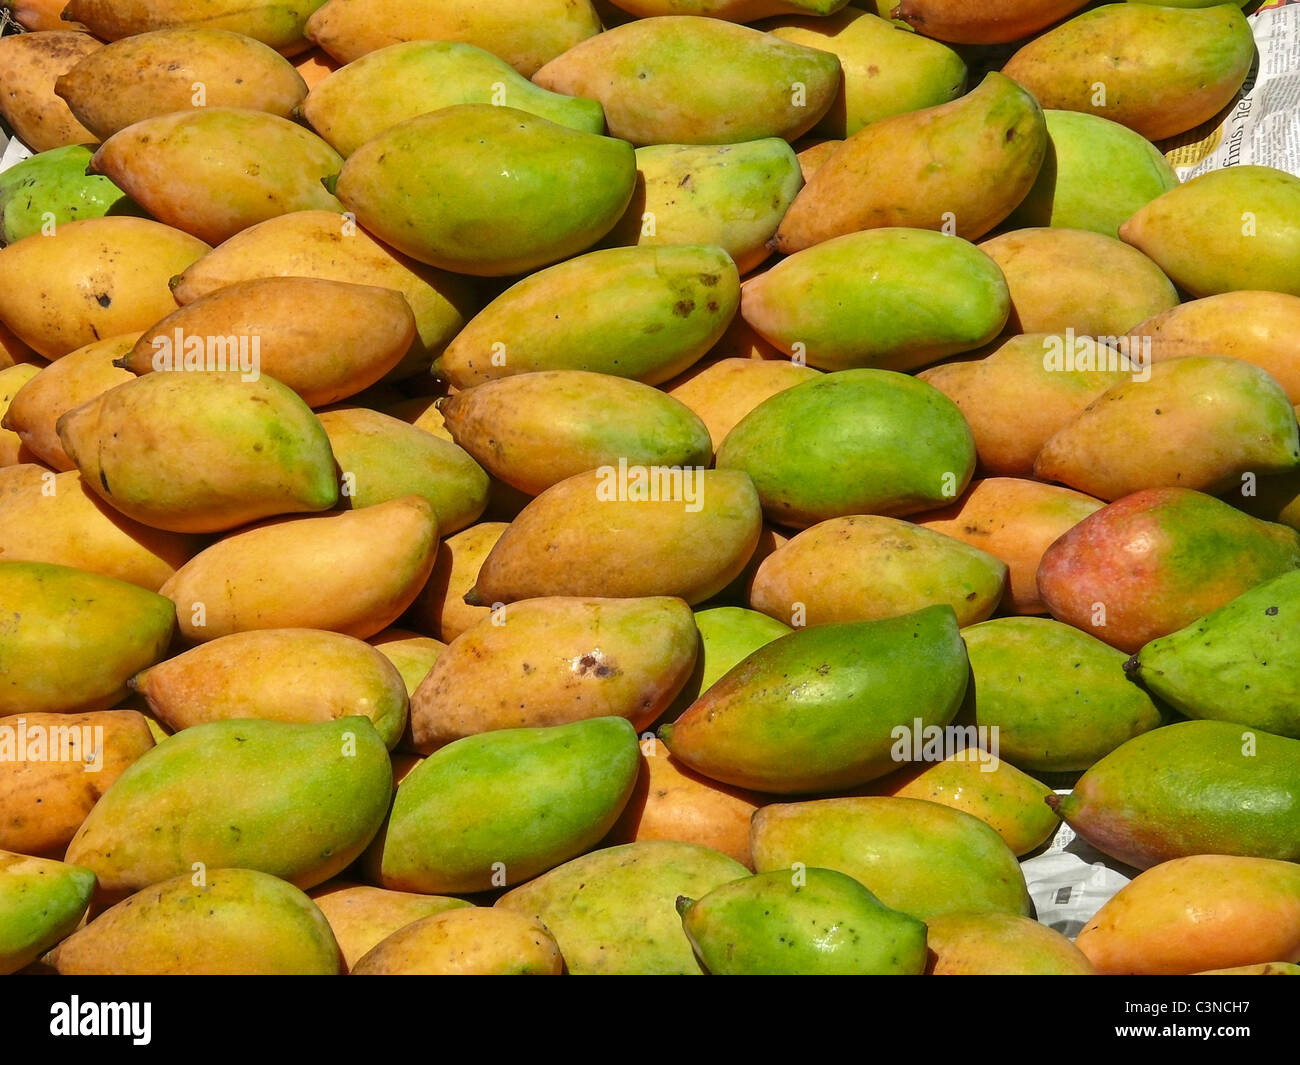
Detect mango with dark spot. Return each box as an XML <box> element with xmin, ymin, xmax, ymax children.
<box><xmin>0</xmin><ymin>30</ymin><xmax>100</xmax><ymax>152</ymax></box>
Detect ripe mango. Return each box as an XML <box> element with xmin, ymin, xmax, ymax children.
<box><xmin>891</xmin><ymin>0</ymin><xmax>1089</xmax><ymax>44</ymax></box>
<box><xmin>661</xmin><ymin>606</ymin><xmax>969</xmax><ymax>793</ymax></box>
<box><xmin>367</xmin><ymin>630</ymin><xmax>444</xmax><ymax>698</ymax></box>
<box><xmin>742</xmin><ymin>228</ymin><xmax>1010</xmax><ymax>371</ymax></box>
<box><xmin>1051</xmin><ymin>720</ymin><xmax>1300</xmax><ymax>868</ymax></box>
<box><xmin>751</xmin><ymin>796</ymin><xmax>1032</xmax><ymax>920</ymax></box>
<box><xmin>409</xmin><ymin>521</ymin><xmax>509</xmax><ymax>642</ymax></box>
<box><xmin>662</xmin><ymin>605</ymin><xmax>792</xmax><ymax>722</ymax></box>
<box><xmin>495</xmin><ymin>840</ymin><xmax>749</xmax><ymax>975</ymax></box>
<box><xmin>0</xmin><ymin>851</ymin><xmax>94</xmax><ymax>974</ymax></box>
<box><xmin>160</xmin><ymin>495</ymin><xmax>439</xmax><ymax>642</ymax></box>
<box><xmin>6</xmin><ymin>0</ymin><xmax>84</xmax><ymax>30</ymax></box>
<box><xmin>333</xmin><ymin>105</ymin><xmax>635</xmax><ymax>277</ymax></box>
<box><xmin>0</xmin><ymin>144</ymin><xmax>136</xmax><ymax>245</ymax></box>
<box><xmin>352</xmin><ymin>908</ymin><xmax>563</xmax><ymax>975</ymax></box>
<box><xmin>1196</xmin><ymin>963</ymin><xmax>1300</xmax><ymax>977</ymax></box>
<box><xmin>63</xmin><ymin>0</ymin><xmax>327</xmax><ymax>56</ymax></box>
<box><xmin>532</xmin><ymin>17</ymin><xmax>839</xmax><ymax>146</ymax></box>
<box><xmin>0</xmin><ymin>323</ymin><xmax>40</xmax><ymax>372</ymax></box>
<box><xmin>1036</xmin><ymin>488</ymin><xmax>1300</xmax><ymax>652</ymax></box>
<box><xmin>611</xmin><ymin>0</ymin><xmax>849</xmax><ymax>17</ymax></box>
<box><xmin>0</xmin><ymin>365</ymin><xmax>41</xmax><ymax>466</ymax></box>
<box><xmin>0</xmin><ymin>30</ymin><xmax>99</xmax><ymax>152</ymax></box>
<box><xmin>716</xmin><ymin>369</ymin><xmax>975</xmax><ymax>527</ymax></box>
<box><xmin>65</xmin><ymin>717</ymin><xmax>392</xmax><ymax>896</ymax></box>
<box><xmin>0</xmin><ymin>561</ymin><xmax>175</xmax><ymax>715</ymax></box>
<box><xmin>926</xmin><ymin>912</ymin><xmax>1096</xmax><ymax>975</ymax></box>
<box><xmin>308</xmin><ymin>882</ymin><xmax>470</xmax><ymax>972</ymax></box>
<box><xmin>773</xmin><ymin>72</ymin><xmax>1045</xmax><ymax>251</ymax></box>
<box><xmin>664</xmin><ymin>358</ymin><xmax>821</xmax><ymax>456</ymax></box>
<box><xmin>410</xmin><ymin>596</ymin><xmax>698</xmax><ymax>750</ymax></box>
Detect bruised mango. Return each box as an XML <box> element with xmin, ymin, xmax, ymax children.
<box><xmin>0</xmin><ymin>31</ymin><xmax>99</xmax><ymax>152</ymax></box>
<box><xmin>0</xmin><ymin>852</ymin><xmax>95</xmax><ymax>974</ymax></box>
<box><xmin>409</xmin><ymin>521</ymin><xmax>509</xmax><ymax>642</ymax></box>
<box><xmin>664</xmin><ymin>358</ymin><xmax>821</xmax><ymax>456</ymax></box>
<box><xmin>308</xmin><ymin>882</ymin><xmax>469</xmax><ymax>972</ymax></box>
<box><xmin>891</xmin><ymin>0</ymin><xmax>1089</xmax><ymax>44</ymax></box>
<box><xmin>926</xmin><ymin>912</ymin><xmax>1096</xmax><ymax>975</ymax></box>
<box><xmin>352</xmin><ymin>908</ymin><xmax>562</xmax><ymax>975</ymax></box>
<box><xmin>63</xmin><ymin>0</ymin><xmax>327</xmax><ymax>56</ymax></box>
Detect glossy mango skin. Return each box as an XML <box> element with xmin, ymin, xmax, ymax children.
<box><xmin>0</xmin><ymin>145</ymin><xmax>136</xmax><ymax>244</ymax></box>
<box><xmin>308</xmin><ymin>882</ymin><xmax>470</xmax><ymax>972</ymax></box>
<box><xmin>352</xmin><ymin>908</ymin><xmax>563</xmax><ymax>975</ymax></box>
<box><xmin>0</xmin><ymin>851</ymin><xmax>96</xmax><ymax>974</ymax></box>
<box><xmin>925</xmin><ymin>912</ymin><xmax>1096</xmax><ymax>975</ymax></box>
<box><xmin>892</xmin><ymin>0</ymin><xmax>1089</xmax><ymax>44</ymax></box>
<box><xmin>664</xmin><ymin>358</ymin><xmax>821</xmax><ymax>457</ymax></box>
<box><xmin>64</xmin><ymin>0</ymin><xmax>328</xmax><ymax>56</ymax></box>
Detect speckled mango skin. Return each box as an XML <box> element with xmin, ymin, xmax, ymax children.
<box><xmin>65</xmin><ymin>0</ymin><xmax>327</xmax><ymax>57</ymax></box>
<box><xmin>0</xmin><ymin>851</ymin><xmax>95</xmax><ymax>974</ymax></box>
<box><xmin>925</xmin><ymin>912</ymin><xmax>1096</xmax><ymax>975</ymax></box>
<box><xmin>352</xmin><ymin>908</ymin><xmax>563</xmax><ymax>975</ymax></box>
<box><xmin>308</xmin><ymin>882</ymin><xmax>470</xmax><ymax>972</ymax></box>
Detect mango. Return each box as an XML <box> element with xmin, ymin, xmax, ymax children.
<box><xmin>891</xmin><ymin>0</ymin><xmax>1089</xmax><ymax>43</ymax></box>
<box><xmin>0</xmin><ymin>561</ymin><xmax>175</xmax><ymax>715</ymax></box>
<box><xmin>54</xmin><ymin>27</ymin><xmax>308</xmax><ymax>140</ymax></box>
<box><xmin>1002</xmin><ymin>4</ymin><xmax>1253</xmax><ymax>142</ymax></box>
<box><xmin>925</xmin><ymin>912</ymin><xmax>1096</xmax><ymax>975</ymax></box>
<box><xmin>679</xmin><ymin>867</ymin><xmax>927</xmax><ymax>975</ymax></box>
<box><xmin>662</xmin><ymin>605</ymin><xmax>793</xmax><ymax>722</ymax></box>
<box><xmin>1037</xmin><ymin>488</ymin><xmax>1300</xmax><ymax>652</ymax></box>
<box><xmin>742</xmin><ymin>229</ymin><xmax>1010</xmax><ymax>372</ymax></box>
<box><xmin>66</xmin><ymin>717</ymin><xmax>392</xmax><ymax>896</ymax></box>
<box><xmin>50</xmin><ymin>868</ymin><xmax>342</xmax><ymax>975</ymax></box>
<box><xmin>1075</xmin><ymin>855</ymin><xmax>1300</xmax><ymax>975</ymax></box>
<box><xmin>664</xmin><ymin>358</ymin><xmax>821</xmax><ymax>456</ymax></box>
<box><xmin>0</xmin><ymin>30</ymin><xmax>99</xmax><ymax>152</ymax></box>
<box><xmin>751</xmin><ymin>796</ymin><xmax>1032</xmax><ymax>920</ymax></box>
<box><xmin>352</xmin><ymin>908</ymin><xmax>563</xmax><ymax>975</ymax></box>
<box><xmin>611</xmin><ymin>0</ymin><xmax>849</xmax><ymax>17</ymax></box>
<box><xmin>160</xmin><ymin>496</ymin><xmax>437</xmax><ymax>642</ymax></box>
<box><xmin>533</xmin><ymin>17</ymin><xmax>839</xmax><ymax>146</ymax></box>
<box><xmin>0</xmin><ymin>323</ymin><xmax>40</xmax><ymax>371</ymax></box>
<box><xmin>62</xmin><ymin>0</ymin><xmax>327</xmax><ymax>55</ymax></box>
<box><xmin>468</xmin><ymin>469</ymin><xmax>762</xmax><ymax>606</ymax></box>
<box><xmin>495</xmin><ymin>840</ymin><xmax>749</xmax><ymax>975</ymax></box>
<box><xmin>0</xmin><ymin>144</ymin><xmax>136</xmax><ymax>245</ymax></box>
<box><xmin>773</xmin><ymin>72</ymin><xmax>1046</xmax><ymax>251</ymax></box>
<box><xmin>367</xmin><ymin>630</ymin><xmax>444</xmax><ymax>699</ymax></box>
<box><xmin>603</xmin><ymin>140</ymin><xmax>802</xmax><ymax>275</ymax></box>
<box><xmin>1128</xmin><ymin>571</ymin><xmax>1300</xmax><ymax>739</ymax></box>
<box><xmin>1196</xmin><ymin>963</ymin><xmax>1300</xmax><ymax>977</ymax></box>
<box><xmin>6</xmin><ymin>0</ymin><xmax>84</xmax><ymax>30</ymax></box>
<box><xmin>1052</xmin><ymin>720</ymin><xmax>1300</xmax><ymax>868</ymax></box>
<box><xmin>409</xmin><ymin>521</ymin><xmax>509</xmax><ymax>642</ymax></box>
<box><xmin>661</xmin><ymin>606</ymin><xmax>969</xmax><ymax>793</ymax></box>
<box><xmin>292</xmin><ymin>46</ymin><xmax>338</xmax><ymax>88</ymax></box>
<box><xmin>90</xmin><ymin>108</ymin><xmax>343</xmax><ymax>245</ymax></box>
<box><xmin>716</xmin><ymin>369</ymin><xmax>975</xmax><ymax>527</ymax></box>
<box><xmin>0</xmin><ymin>364</ymin><xmax>41</xmax><ymax>465</ymax></box>
<box><xmin>410</xmin><ymin>596</ymin><xmax>698</xmax><ymax>750</ymax></box>
<box><xmin>333</xmin><ymin>105</ymin><xmax>635</xmax><ymax>277</ymax></box>
<box><xmin>1120</xmin><ymin>166</ymin><xmax>1300</xmax><ymax>298</ymax></box>
<box><xmin>0</xmin><ymin>217</ymin><xmax>209</xmax><ymax>359</ymax></box>
<box><xmin>308</xmin><ymin>882</ymin><xmax>469</xmax><ymax>972</ymax></box>
<box><xmin>795</xmin><ymin>137</ymin><xmax>840</xmax><ymax>182</ymax></box>
<box><xmin>0</xmin><ymin>851</ymin><xmax>95</xmax><ymax>974</ymax></box>
<box><xmin>750</xmin><ymin>515</ymin><xmax>1007</xmax><ymax>628</ymax></box>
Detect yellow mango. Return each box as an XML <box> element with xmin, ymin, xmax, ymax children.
<box><xmin>926</xmin><ymin>913</ymin><xmax>1096</xmax><ymax>975</ymax></box>
<box><xmin>352</xmin><ymin>908</ymin><xmax>563</xmax><ymax>975</ymax></box>
<box><xmin>7</xmin><ymin>0</ymin><xmax>86</xmax><ymax>31</ymax></box>
<box><xmin>308</xmin><ymin>882</ymin><xmax>470</xmax><ymax>973</ymax></box>
<box><xmin>367</xmin><ymin>629</ymin><xmax>444</xmax><ymax>698</ymax></box>
<box><xmin>664</xmin><ymin>358</ymin><xmax>821</xmax><ymax>456</ymax></box>
<box><xmin>0</xmin><ymin>31</ymin><xmax>99</xmax><ymax>152</ymax></box>
<box><xmin>409</xmin><ymin>521</ymin><xmax>509</xmax><ymax>643</ymax></box>
<box><xmin>62</xmin><ymin>0</ymin><xmax>327</xmax><ymax>56</ymax></box>
<box><xmin>0</xmin><ymin>364</ymin><xmax>41</xmax><ymax>467</ymax></box>
<box><xmin>0</xmin><ymin>322</ymin><xmax>42</xmax><ymax>371</ymax></box>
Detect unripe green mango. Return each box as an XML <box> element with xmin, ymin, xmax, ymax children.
<box><xmin>742</xmin><ymin>228</ymin><xmax>1009</xmax><ymax>372</ymax></box>
<box><xmin>333</xmin><ymin>105</ymin><xmax>636</xmax><ymax>277</ymax></box>
<box><xmin>65</xmin><ymin>718</ymin><xmax>392</xmax><ymax>897</ymax></box>
<box><xmin>1128</xmin><ymin>571</ymin><xmax>1300</xmax><ymax>739</ymax></box>
<box><xmin>663</xmin><ymin>606</ymin><xmax>792</xmax><ymax>721</ymax></box>
<box><xmin>0</xmin><ymin>144</ymin><xmax>137</xmax><ymax>245</ymax></box>
<box><xmin>0</xmin><ymin>852</ymin><xmax>95</xmax><ymax>975</ymax></box>
<box><xmin>603</xmin><ymin>140</ymin><xmax>802</xmax><ymax>275</ymax></box>
<box><xmin>532</xmin><ymin>17</ymin><xmax>840</xmax><ymax>146</ymax></box>
<box><xmin>380</xmin><ymin>717</ymin><xmax>640</xmax><ymax>893</ymax></box>
<box><xmin>1051</xmin><ymin>720</ymin><xmax>1300</xmax><ymax>868</ymax></box>
<box><xmin>716</xmin><ymin>369</ymin><xmax>976</xmax><ymax>527</ymax></box>
<box><xmin>660</xmin><ymin>605</ymin><xmax>969</xmax><ymax>793</ymax></box>
<box><xmin>678</xmin><ymin>867</ymin><xmax>927</xmax><ymax>975</ymax></box>
<box><xmin>50</xmin><ymin>868</ymin><xmax>342</xmax><ymax>975</ymax></box>
<box><xmin>495</xmin><ymin>840</ymin><xmax>749</xmax><ymax>974</ymax></box>
<box><xmin>960</xmin><ymin>617</ymin><xmax>1164</xmax><ymax>773</ymax></box>
<box><xmin>751</xmin><ymin>796</ymin><xmax>1032</xmax><ymax>920</ymax></box>
<box><xmin>439</xmin><ymin>245</ymin><xmax>738</xmax><ymax>388</ymax></box>
<box><xmin>58</xmin><ymin>370</ymin><xmax>339</xmax><ymax>534</ymax></box>
<box><xmin>1120</xmin><ymin>166</ymin><xmax>1300</xmax><ymax>298</ymax></box>
<box><xmin>0</xmin><ymin>561</ymin><xmax>175</xmax><ymax>716</ymax></box>
<box><xmin>301</xmin><ymin>41</ymin><xmax>604</xmax><ymax>156</ymax></box>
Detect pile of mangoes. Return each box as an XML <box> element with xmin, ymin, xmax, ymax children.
<box><xmin>1</xmin><ymin>0</ymin><xmax>1299</xmax><ymax>976</ymax></box>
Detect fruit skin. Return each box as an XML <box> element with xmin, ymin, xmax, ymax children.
<box><xmin>925</xmin><ymin>912</ymin><xmax>1096</xmax><ymax>975</ymax></box>
<box><xmin>532</xmin><ymin>16</ymin><xmax>840</xmax><ymax>146</ymax></box>
<box><xmin>1001</xmin><ymin>3</ymin><xmax>1254</xmax><ymax>142</ymax></box>
<box><xmin>50</xmin><ymin>868</ymin><xmax>343</xmax><ymax>975</ymax></box>
<box><xmin>63</xmin><ymin>0</ymin><xmax>328</xmax><ymax>56</ymax></box>
<box><xmin>892</xmin><ymin>0</ymin><xmax>1090</xmax><ymax>44</ymax></box>
<box><xmin>0</xmin><ymin>851</ymin><xmax>96</xmax><ymax>974</ymax></box>
<box><xmin>352</xmin><ymin>908</ymin><xmax>563</xmax><ymax>975</ymax></box>
<box><xmin>367</xmin><ymin>629</ymin><xmax>443</xmax><ymax>698</ymax></box>
<box><xmin>662</xmin><ymin>604</ymin><xmax>792</xmax><ymax>722</ymax></box>
<box><xmin>0</xmin><ymin>30</ymin><xmax>100</xmax><ymax>152</ymax></box>
<box><xmin>65</xmin><ymin>717</ymin><xmax>393</xmax><ymax>897</ymax></box>
<box><xmin>1051</xmin><ymin>720</ymin><xmax>1300</xmax><ymax>868</ymax></box>
<box><xmin>1128</xmin><ymin>570</ymin><xmax>1300</xmax><ymax>739</ymax></box>
<box><xmin>1195</xmin><ymin>963</ymin><xmax>1300</xmax><ymax>976</ymax></box>
<box><xmin>716</xmin><ymin>369</ymin><xmax>976</xmax><ymax>527</ymax></box>
<box><xmin>660</xmin><ymin>606</ymin><xmax>970</xmax><ymax>793</ymax></box>
<box><xmin>664</xmin><ymin>358</ymin><xmax>821</xmax><ymax>457</ymax></box>
<box><xmin>307</xmin><ymin>882</ymin><xmax>470</xmax><ymax>973</ymax></box>
<box><xmin>0</xmin><ymin>145</ymin><xmax>136</xmax><ymax>245</ymax></box>
<box><xmin>333</xmin><ymin>105</ymin><xmax>636</xmax><ymax>277</ymax></box>
<box><xmin>773</xmin><ymin>72</ymin><xmax>1046</xmax><ymax>251</ymax></box>
<box><xmin>679</xmin><ymin>868</ymin><xmax>928</xmax><ymax>975</ymax></box>
<box><xmin>0</xmin><ymin>561</ymin><xmax>176</xmax><ymax>716</ymax></box>
<box><xmin>380</xmin><ymin>717</ymin><xmax>640</xmax><ymax>893</ymax></box>
<box><xmin>1120</xmin><ymin>166</ymin><xmax>1300</xmax><ymax>298</ymax></box>
<box><xmin>611</xmin><ymin>0</ymin><xmax>849</xmax><ymax>18</ymax></box>
<box><xmin>1036</xmin><ymin>488</ymin><xmax>1300</xmax><ymax>653</ymax></box>
<box><xmin>409</xmin><ymin>521</ymin><xmax>509</xmax><ymax>642</ymax></box>
<box><xmin>0</xmin><ymin>365</ymin><xmax>42</xmax><ymax>464</ymax></box>
<box><xmin>750</xmin><ymin>796</ymin><xmax>1033</xmax><ymax>920</ymax></box>
<box><xmin>495</xmin><ymin>840</ymin><xmax>749</xmax><ymax>975</ymax></box>
<box><xmin>1074</xmin><ymin>855</ymin><xmax>1300</xmax><ymax>975</ymax></box>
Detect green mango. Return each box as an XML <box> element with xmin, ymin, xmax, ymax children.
<box><xmin>439</xmin><ymin>245</ymin><xmax>738</xmax><ymax>389</ymax></box>
<box><xmin>495</xmin><ymin>840</ymin><xmax>749</xmax><ymax>974</ymax></box>
<box><xmin>751</xmin><ymin>796</ymin><xmax>1033</xmax><ymax>920</ymax></box>
<box><xmin>716</xmin><ymin>369</ymin><xmax>976</xmax><ymax>527</ymax></box>
<box><xmin>0</xmin><ymin>561</ymin><xmax>176</xmax><ymax>716</ymax></box>
<box><xmin>379</xmin><ymin>717</ymin><xmax>640</xmax><ymax>893</ymax></box>
<box><xmin>678</xmin><ymin>867</ymin><xmax>928</xmax><ymax>975</ymax></box>
<box><xmin>368</xmin><ymin>630</ymin><xmax>444</xmax><ymax>699</ymax></box>
<box><xmin>301</xmin><ymin>40</ymin><xmax>605</xmax><ymax>156</ymax></box>
<box><xmin>660</xmin><ymin>605</ymin><xmax>969</xmax><ymax>793</ymax></box>
<box><xmin>0</xmin><ymin>145</ymin><xmax>139</xmax><ymax>246</ymax></box>
<box><xmin>1005</xmin><ymin>110</ymin><xmax>1178</xmax><ymax>239</ymax></box>
<box><xmin>663</xmin><ymin>606</ymin><xmax>793</xmax><ymax>722</ymax></box>
<box><xmin>0</xmin><ymin>852</ymin><xmax>96</xmax><ymax>975</ymax></box>
<box><xmin>332</xmin><ymin>104</ymin><xmax>636</xmax><ymax>276</ymax></box>
<box><xmin>1050</xmin><ymin>720</ymin><xmax>1300</xmax><ymax>868</ymax></box>
<box><xmin>960</xmin><ymin>617</ymin><xmax>1165</xmax><ymax>773</ymax></box>
<box><xmin>603</xmin><ymin>140</ymin><xmax>803</xmax><ymax>275</ymax></box>
<box><xmin>65</xmin><ymin>718</ymin><xmax>392</xmax><ymax>898</ymax></box>
<box><xmin>1127</xmin><ymin>571</ymin><xmax>1300</xmax><ymax>739</ymax></box>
